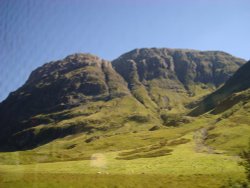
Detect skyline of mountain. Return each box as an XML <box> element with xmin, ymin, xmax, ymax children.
<box><xmin>0</xmin><ymin>48</ymin><xmax>246</xmax><ymax>150</ymax></box>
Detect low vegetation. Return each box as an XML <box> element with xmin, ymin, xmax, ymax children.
<box><xmin>0</xmin><ymin>50</ymin><xmax>249</xmax><ymax>187</ymax></box>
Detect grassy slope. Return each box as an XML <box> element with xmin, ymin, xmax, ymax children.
<box><xmin>205</xmin><ymin>94</ymin><xmax>250</xmax><ymax>155</ymax></box>
<box><xmin>0</xmin><ymin>113</ymin><xmax>249</xmax><ymax>187</ymax></box>
<box><xmin>0</xmin><ymin>90</ymin><xmax>250</xmax><ymax>187</ymax></box>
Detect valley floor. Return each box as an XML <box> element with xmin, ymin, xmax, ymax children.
<box><xmin>0</xmin><ymin>119</ymin><xmax>248</xmax><ymax>188</ymax></box>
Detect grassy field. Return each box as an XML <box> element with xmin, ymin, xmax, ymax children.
<box><xmin>0</xmin><ymin>115</ymin><xmax>249</xmax><ymax>187</ymax></box>
<box><xmin>1</xmin><ymin>173</ymin><xmax>245</xmax><ymax>188</ymax></box>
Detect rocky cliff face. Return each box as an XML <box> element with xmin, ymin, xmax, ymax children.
<box><xmin>0</xmin><ymin>48</ymin><xmax>245</xmax><ymax>150</ymax></box>
<box><xmin>112</xmin><ymin>48</ymin><xmax>244</xmax><ymax>88</ymax></box>
<box><xmin>112</xmin><ymin>48</ymin><xmax>245</xmax><ymax>111</ymax></box>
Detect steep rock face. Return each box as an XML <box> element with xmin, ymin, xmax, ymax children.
<box><xmin>112</xmin><ymin>48</ymin><xmax>245</xmax><ymax>111</ymax></box>
<box><xmin>0</xmin><ymin>53</ymin><xmax>129</xmax><ymax>147</ymax></box>
<box><xmin>112</xmin><ymin>48</ymin><xmax>244</xmax><ymax>87</ymax></box>
<box><xmin>189</xmin><ymin>60</ymin><xmax>250</xmax><ymax>116</ymax></box>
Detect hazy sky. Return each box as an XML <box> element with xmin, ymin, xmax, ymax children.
<box><xmin>0</xmin><ymin>0</ymin><xmax>250</xmax><ymax>101</ymax></box>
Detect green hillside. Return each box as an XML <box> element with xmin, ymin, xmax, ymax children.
<box><xmin>189</xmin><ymin>60</ymin><xmax>250</xmax><ymax>116</ymax></box>
<box><xmin>0</xmin><ymin>49</ymin><xmax>249</xmax><ymax>187</ymax></box>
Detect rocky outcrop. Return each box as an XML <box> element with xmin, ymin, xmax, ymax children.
<box><xmin>112</xmin><ymin>48</ymin><xmax>245</xmax><ymax>110</ymax></box>
<box><xmin>112</xmin><ymin>48</ymin><xmax>244</xmax><ymax>88</ymax></box>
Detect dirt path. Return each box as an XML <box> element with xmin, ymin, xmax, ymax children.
<box><xmin>193</xmin><ymin>127</ymin><xmax>214</xmax><ymax>154</ymax></box>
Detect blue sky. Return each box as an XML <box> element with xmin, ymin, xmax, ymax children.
<box><xmin>0</xmin><ymin>0</ymin><xmax>250</xmax><ymax>102</ymax></box>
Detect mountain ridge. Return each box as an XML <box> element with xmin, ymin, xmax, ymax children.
<box><xmin>0</xmin><ymin>48</ymin><xmax>246</xmax><ymax>150</ymax></box>
<box><xmin>189</xmin><ymin>60</ymin><xmax>250</xmax><ymax>116</ymax></box>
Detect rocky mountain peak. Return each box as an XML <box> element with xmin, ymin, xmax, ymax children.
<box><xmin>112</xmin><ymin>48</ymin><xmax>245</xmax><ymax>89</ymax></box>
<box><xmin>0</xmin><ymin>48</ymin><xmax>246</xmax><ymax>150</ymax></box>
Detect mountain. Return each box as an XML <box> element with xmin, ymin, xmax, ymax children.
<box><xmin>0</xmin><ymin>54</ymin><xmax>130</xmax><ymax>150</ymax></box>
<box><xmin>112</xmin><ymin>48</ymin><xmax>245</xmax><ymax>112</ymax></box>
<box><xmin>0</xmin><ymin>48</ymin><xmax>245</xmax><ymax>150</ymax></box>
<box><xmin>189</xmin><ymin>60</ymin><xmax>250</xmax><ymax>116</ymax></box>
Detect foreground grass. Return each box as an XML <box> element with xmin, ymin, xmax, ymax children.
<box><xmin>0</xmin><ymin>112</ymin><xmax>249</xmax><ymax>187</ymax></box>
<box><xmin>0</xmin><ymin>173</ymin><xmax>242</xmax><ymax>188</ymax></box>
<box><xmin>0</xmin><ymin>130</ymin><xmax>246</xmax><ymax>187</ymax></box>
